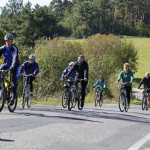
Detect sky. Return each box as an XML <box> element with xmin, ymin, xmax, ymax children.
<box><xmin>0</xmin><ymin>0</ymin><xmax>52</xmax><ymax>8</ymax></box>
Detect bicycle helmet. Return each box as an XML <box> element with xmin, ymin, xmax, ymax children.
<box><xmin>29</xmin><ymin>54</ymin><xmax>36</xmax><ymax>60</ymax></box>
<box><xmin>69</xmin><ymin>62</ymin><xmax>74</xmax><ymax>66</ymax></box>
<box><xmin>4</xmin><ymin>34</ymin><xmax>14</xmax><ymax>40</ymax></box>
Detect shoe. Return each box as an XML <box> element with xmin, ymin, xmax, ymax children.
<box><xmin>9</xmin><ymin>99</ymin><xmax>14</xmax><ymax>106</ymax></box>
<box><xmin>127</xmin><ymin>103</ymin><xmax>130</xmax><ymax>109</ymax></box>
<box><xmin>30</xmin><ymin>92</ymin><xmax>33</xmax><ymax>96</ymax></box>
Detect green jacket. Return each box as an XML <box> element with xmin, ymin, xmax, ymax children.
<box><xmin>117</xmin><ymin>70</ymin><xmax>134</xmax><ymax>87</ymax></box>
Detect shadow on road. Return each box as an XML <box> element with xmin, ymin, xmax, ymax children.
<box><xmin>0</xmin><ymin>138</ymin><xmax>14</xmax><ymax>142</ymax></box>
<box><xmin>14</xmin><ymin>105</ymin><xmax>150</xmax><ymax>125</ymax></box>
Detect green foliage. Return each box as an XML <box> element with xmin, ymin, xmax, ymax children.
<box><xmin>83</xmin><ymin>34</ymin><xmax>138</xmax><ymax>98</ymax></box>
<box><xmin>34</xmin><ymin>37</ymin><xmax>83</xmax><ymax>99</ymax></box>
<box><xmin>0</xmin><ymin>29</ymin><xmax>6</xmax><ymax>46</ymax></box>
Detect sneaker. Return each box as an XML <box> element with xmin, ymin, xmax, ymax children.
<box><xmin>127</xmin><ymin>103</ymin><xmax>130</xmax><ymax>109</ymax></box>
<box><xmin>9</xmin><ymin>100</ymin><xmax>14</xmax><ymax>106</ymax></box>
<box><xmin>30</xmin><ymin>92</ymin><xmax>33</xmax><ymax>96</ymax></box>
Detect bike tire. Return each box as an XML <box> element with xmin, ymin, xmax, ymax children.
<box><xmin>125</xmin><ymin>99</ymin><xmax>128</xmax><ymax>112</ymax></box>
<box><xmin>8</xmin><ymin>90</ymin><xmax>18</xmax><ymax>113</ymax></box>
<box><xmin>145</xmin><ymin>99</ymin><xmax>148</xmax><ymax>111</ymax></box>
<box><xmin>62</xmin><ymin>89</ymin><xmax>69</xmax><ymax>108</ymax></box>
<box><xmin>0</xmin><ymin>89</ymin><xmax>5</xmax><ymax>112</ymax></box>
<box><xmin>27</xmin><ymin>96</ymin><xmax>31</xmax><ymax>108</ymax></box>
<box><xmin>118</xmin><ymin>94</ymin><xmax>125</xmax><ymax>112</ymax></box>
<box><xmin>142</xmin><ymin>95</ymin><xmax>145</xmax><ymax>110</ymax></box>
<box><xmin>68</xmin><ymin>92</ymin><xmax>73</xmax><ymax>111</ymax></box>
<box><xmin>95</xmin><ymin>93</ymin><xmax>99</xmax><ymax>107</ymax></box>
<box><xmin>22</xmin><ymin>96</ymin><xmax>25</xmax><ymax>109</ymax></box>
<box><xmin>99</xmin><ymin>100</ymin><xmax>103</xmax><ymax>107</ymax></box>
<box><xmin>78</xmin><ymin>98</ymin><xmax>83</xmax><ymax>110</ymax></box>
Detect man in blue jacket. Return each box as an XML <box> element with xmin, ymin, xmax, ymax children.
<box><xmin>19</xmin><ymin>54</ymin><xmax>39</xmax><ymax>96</ymax></box>
<box><xmin>0</xmin><ymin>34</ymin><xmax>20</xmax><ymax>106</ymax></box>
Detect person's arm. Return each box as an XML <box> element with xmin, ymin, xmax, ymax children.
<box><xmin>0</xmin><ymin>45</ymin><xmax>5</xmax><ymax>57</ymax></box>
<box><xmin>93</xmin><ymin>80</ymin><xmax>99</xmax><ymax>87</ymax></box>
<box><xmin>19</xmin><ymin>62</ymin><xmax>26</xmax><ymax>73</ymax></box>
<box><xmin>138</xmin><ymin>78</ymin><xmax>144</xmax><ymax>88</ymax></box>
<box><xmin>117</xmin><ymin>71</ymin><xmax>122</xmax><ymax>82</ymax></box>
<box><xmin>10</xmin><ymin>45</ymin><xmax>18</xmax><ymax>70</ymax></box>
<box><xmin>103</xmin><ymin>81</ymin><xmax>106</xmax><ymax>88</ymax></box>
<box><xmin>33</xmin><ymin>63</ymin><xmax>39</xmax><ymax>75</ymax></box>
<box><xmin>84</xmin><ymin>62</ymin><xmax>88</xmax><ymax>79</ymax></box>
<box><xmin>61</xmin><ymin>68</ymin><xmax>68</xmax><ymax>79</ymax></box>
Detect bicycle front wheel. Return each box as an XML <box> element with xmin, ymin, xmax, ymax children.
<box><xmin>62</xmin><ymin>89</ymin><xmax>69</xmax><ymax>108</ymax></box>
<box><xmin>142</xmin><ymin>95</ymin><xmax>145</xmax><ymax>110</ymax></box>
<box><xmin>68</xmin><ymin>92</ymin><xmax>73</xmax><ymax>111</ymax></box>
<box><xmin>78</xmin><ymin>98</ymin><xmax>83</xmax><ymax>110</ymax></box>
<box><xmin>118</xmin><ymin>94</ymin><xmax>125</xmax><ymax>112</ymax></box>
<box><xmin>8</xmin><ymin>89</ymin><xmax>17</xmax><ymax>112</ymax></box>
<box><xmin>145</xmin><ymin>99</ymin><xmax>148</xmax><ymax>111</ymax></box>
<box><xmin>125</xmin><ymin>99</ymin><xmax>128</xmax><ymax>112</ymax></box>
<box><xmin>0</xmin><ymin>86</ymin><xmax>5</xmax><ymax>112</ymax></box>
<box><xmin>27</xmin><ymin>96</ymin><xmax>32</xmax><ymax>108</ymax></box>
<box><xmin>95</xmin><ymin>93</ymin><xmax>99</xmax><ymax>107</ymax></box>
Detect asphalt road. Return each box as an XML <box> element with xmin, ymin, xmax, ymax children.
<box><xmin>0</xmin><ymin>103</ymin><xmax>150</xmax><ymax>150</ymax></box>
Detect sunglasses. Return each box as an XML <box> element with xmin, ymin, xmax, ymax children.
<box><xmin>5</xmin><ymin>40</ymin><xmax>13</xmax><ymax>42</ymax></box>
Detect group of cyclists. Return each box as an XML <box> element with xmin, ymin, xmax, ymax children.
<box><xmin>0</xmin><ymin>34</ymin><xmax>39</xmax><ymax>106</ymax></box>
<box><xmin>0</xmin><ymin>33</ymin><xmax>149</xmax><ymax>111</ymax></box>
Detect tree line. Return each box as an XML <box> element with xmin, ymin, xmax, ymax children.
<box><xmin>0</xmin><ymin>0</ymin><xmax>150</xmax><ymax>48</ymax></box>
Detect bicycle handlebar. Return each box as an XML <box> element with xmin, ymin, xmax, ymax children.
<box><xmin>20</xmin><ymin>73</ymin><xmax>33</xmax><ymax>77</ymax></box>
<box><xmin>0</xmin><ymin>69</ymin><xmax>9</xmax><ymax>73</ymax></box>
<box><xmin>116</xmin><ymin>82</ymin><xmax>130</xmax><ymax>85</ymax></box>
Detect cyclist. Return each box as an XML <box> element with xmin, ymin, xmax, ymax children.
<box><xmin>65</xmin><ymin>55</ymin><xmax>88</xmax><ymax>108</ymax></box>
<box><xmin>115</xmin><ymin>63</ymin><xmax>134</xmax><ymax>108</ymax></box>
<box><xmin>0</xmin><ymin>34</ymin><xmax>20</xmax><ymax>106</ymax></box>
<box><xmin>93</xmin><ymin>76</ymin><xmax>106</xmax><ymax>99</ymax></box>
<box><xmin>137</xmin><ymin>72</ymin><xmax>150</xmax><ymax>106</ymax></box>
<box><xmin>61</xmin><ymin>62</ymin><xmax>75</xmax><ymax>80</ymax></box>
<box><xmin>19</xmin><ymin>54</ymin><xmax>39</xmax><ymax>96</ymax></box>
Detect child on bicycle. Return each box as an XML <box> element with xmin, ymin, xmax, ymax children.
<box><xmin>93</xmin><ymin>76</ymin><xmax>106</xmax><ymax>99</ymax></box>
<box><xmin>19</xmin><ymin>54</ymin><xmax>39</xmax><ymax>96</ymax></box>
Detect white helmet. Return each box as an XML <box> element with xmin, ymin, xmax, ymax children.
<box><xmin>69</xmin><ymin>62</ymin><xmax>74</xmax><ymax>66</ymax></box>
<box><xmin>29</xmin><ymin>54</ymin><xmax>36</xmax><ymax>60</ymax></box>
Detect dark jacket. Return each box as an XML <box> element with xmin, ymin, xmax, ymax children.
<box><xmin>138</xmin><ymin>77</ymin><xmax>150</xmax><ymax>88</ymax></box>
<box><xmin>67</xmin><ymin>60</ymin><xmax>88</xmax><ymax>79</ymax></box>
<box><xmin>0</xmin><ymin>44</ymin><xmax>20</xmax><ymax>70</ymax></box>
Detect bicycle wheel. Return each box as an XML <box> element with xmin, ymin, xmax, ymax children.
<box><xmin>78</xmin><ymin>98</ymin><xmax>83</xmax><ymax>110</ymax></box>
<box><xmin>0</xmin><ymin>85</ymin><xmax>5</xmax><ymax>112</ymax></box>
<box><xmin>125</xmin><ymin>99</ymin><xmax>128</xmax><ymax>112</ymax></box>
<box><xmin>27</xmin><ymin>96</ymin><xmax>32</xmax><ymax>108</ymax></box>
<box><xmin>62</xmin><ymin>89</ymin><xmax>69</xmax><ymax>108</ymax></box>
<box><xmin>27</xmin><ymin>84</ymin><xmax>31</xmax><ymax>108</ymax></box>
<box><xmin>118</xmin><ymin>94</ymin><xmax>125</xmax><ymax>112</ymax></box>
<box><xmin>22</xmin><ymin>96</ymin><xmax>25</xmax><ymax>109</ymax></box>
<box><xmin>8</xmin><ymin>88</ymin><xmax>17</xmax><ymax>112</ymax></box>
<box><xmin>142</xmin><ymin>95</ymin><xmax>145</xmax><ymax>110</ymax></box>
<box><xmin>95</xmin><ymin>93</ymin><xmax>99</xmax><ymax>107</ymax></box>
<box><xmin>145</xmin><ymin>99</ymin><xmax>148</xmax><ymax>111</ymax></box>
<box><xmin>68</xmin><ymin>92</ymin><xmax>73</xmax><ymax>110</ymax></box>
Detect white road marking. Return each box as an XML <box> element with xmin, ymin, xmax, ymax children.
<box><xmin>128</xmin><ymin>133</ymin><xmax>150</xmax><ymax>150</ymax></box>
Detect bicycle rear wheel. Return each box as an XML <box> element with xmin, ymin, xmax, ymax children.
<box><xmin>125</xmin><ymin>99</ymin><xmax>128</xmax><ymax>112</ymax></box>
<box><xmin>95</xmin><ymin>93</ymin><xmax>99</xmax><ymax>107</ymax></box>
<box><xmin>78</xmin><ymin>98</ymin><xmax>83</xmax><ymax>110</ymax></box>
<box><xmin>0</xmin><ymin>86</ymin><xmax>5</xmax><ymax>112</ymax></box>
<box><xmin>62</xmin><ymin>89</ymin><xmax>69</xmax><ymax>108</ymax></box>
<box><xmin>8</xmin><ymin>88</ymin><xmax>17</xmax><ymax>112</ymax></box>
<box><xmin>118</xmin><ymin>94</ymin><xmax>125</xmax><ymax>112</ymax></box>
<box><xmin>142</xmin><ymin>95</ymin><xmax>145</xmax><ymax>110</ymax></box>
<box><xmin>145</xmin><ymin>99</ymin><xmax>148</xmax><ymax>111</ymax></box>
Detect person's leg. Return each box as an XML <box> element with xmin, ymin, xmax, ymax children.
<box><xmin>81</xmin><ymin>81</ymin><xmax>87</xmax><ymax>107</ymax></box>
<box><xmin>11</xmin><ymin>67</ymin><xmax>18</xmax><ymax>101</ymax></box>
<box><xmin>125</xmin><ymin>86</ymin><xmax>131</xmax><ymax>105</ymax></box>
<box><xmin>100</xmin><ymin>89</ymin><xmax>104</xmax><ymax>100</ymax></box>
<box><xmin>29</xmin><ymin>77</ymin><xmax>35</xmax><ymax>92</ymax></box>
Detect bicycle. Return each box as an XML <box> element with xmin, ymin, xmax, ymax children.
<box><xmin>94</xmin><ymin>87</ymin><xmax>103</xmax><ymax>107</ymax></box>
<box><xmin>0</xmin><ymin>69</ymin><xmax>17</xmax><ymax>112</ymax></box>
<box><xmin>140</xmin><ymin>88</ymin><xmax>150</xmax><ymax>111</ymax></box>
<box><xmin>116</xmin><ymin>82</ymin><xmax>130</xmax><ymax>112</ymax></box>
<box><xmin>21</xmin><ymin>74</ymin><xmax>33</xmax><ymax>108</ymax></box>
<box><xmin>68</xmin><ymin>79</ymin><xmax>84</xmax><ymax>111</ymax></box>
<box><xmin>62</xmin><ymin>78</ymin><xmax>74</xmax><ymax>108</ymax></box>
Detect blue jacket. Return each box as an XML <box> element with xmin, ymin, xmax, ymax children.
<box><xmin>93</xmin><ymin>80</ymin><xmax>106</xmax><ymax>89</ymax></box>
<box><xmin>61</xmin><ymin>67</ymin><xmax>75</xmax><ymax>79</ymax></box>
<box><xmin>19</xmin><ymin>61</ymin><xmax>39</xmax><ymax>75</ymax></box>
<box><xmin>0</xmin><ymin>44</ymin><xmax>20</xmax><ymax>70</ymax></box>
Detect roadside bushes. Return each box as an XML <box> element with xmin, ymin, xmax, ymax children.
<box><xmin>83</xmin><ymin>34</ymin><xmax>138</xmax><ymax>99</ymax></box>
<box><xmin>34</xmin><ymin>37</ymin><xmax>83</xmax><ymax>98</ymax></box>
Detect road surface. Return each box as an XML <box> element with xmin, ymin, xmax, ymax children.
<box><xmin>0</xmin><ymin>104</ymin><xmax>150</xmax><ymax>150</ymax></box>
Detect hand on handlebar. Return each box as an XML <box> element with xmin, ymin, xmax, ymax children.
<box><xmin>84</xmin><ymin>78</ymin><xmax>87</xmax><ymax>81</ymax></box>
<box><xmin>64</xmin><ymin>75</ymin><xmax>68</xmax><ymax>78</ymax></box>
<box><xmin>115</xmin><ymin>81</ymin><xmax>119</xmax><ymax>84</ymax></box>
<box><xmin>130</xmin><ymin>81</ymin><xmax>133</xmax><ymax>84</ymax></box>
